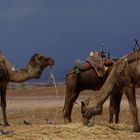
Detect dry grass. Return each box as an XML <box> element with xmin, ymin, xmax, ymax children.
<box><xmin>0</xmin><ymin>86</ymin><xmax>140</xmax><ymax>140</ymax></box>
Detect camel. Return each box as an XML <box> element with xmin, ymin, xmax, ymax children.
<box><xmin>0</xmin><ymin>53</ymin><xmax>54</xmax><ymax>126</ymax></box>
<box><xmin>81</xmin><ymin>50</ymin><xmax>140</xmax><ymax>132</ymax></box>
<box><xmin>63</xmin><ymin>57</ymin><xmax>123</xmax><ymax>124</ymax></box>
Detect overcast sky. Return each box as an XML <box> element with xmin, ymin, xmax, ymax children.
<box><xmin>0</xmin><ymin>0</ymin><xmax>140</xmax><ymax>80</ymax></box>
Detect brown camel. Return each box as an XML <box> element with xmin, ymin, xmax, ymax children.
<box><xmin>81</xmin><ymin>50</ymin><xmax>140</xmax><ymax>132</ymax></box>
<box><xmin>0</xmin><ymin>53</ymin><xmax>54</xmax><ymax>126</ymax></box>
<box><xmin>63</xmin><ymin>57</ymin><xmax>123</xmax><ymax>123</ymax></box>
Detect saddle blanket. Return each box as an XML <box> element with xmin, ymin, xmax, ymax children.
<box><xmin>74</xmin><ymin>51</ymin><xmax>109</xmax><ymax>77</ymax></box>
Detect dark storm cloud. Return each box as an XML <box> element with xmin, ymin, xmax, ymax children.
<box><xmin>0</xmin><ymin>0</ymin><xmax>41</xmax><ymax>20</ymax></box>
<box><xmin>0</xmin><ymin>0</ymin><xmax>140</xmax><ymax>79</ymax></box>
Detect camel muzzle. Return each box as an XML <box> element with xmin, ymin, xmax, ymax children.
<box><xmin>82</xmin><ymin>115</ymin><xmax>95</xmax><ymax>127</ymax></box>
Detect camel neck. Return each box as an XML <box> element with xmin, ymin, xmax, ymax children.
<box><xmin>1</xmin><ymin>54</ymin><xmax>40</xmax><ymax>82</ymax></box>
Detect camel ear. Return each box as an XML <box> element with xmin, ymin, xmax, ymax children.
<box><xmin>37</xmin><ymin>54</ymin><xmax>44</xmax><ymax>61</ymax></box>
<box><xmin>81</xmin><ymin>101</ymin><xmax>87</xmax><ymax>114</ymax></box>
<box><xmin>33</xmin><ymin>53</ymin><xmax>38</xmax><ymax>57</ymax></box>
<box><xmin>31</xmin><ymin>54</ymin><xmax>38</xmax><ymax>61</ymax></box>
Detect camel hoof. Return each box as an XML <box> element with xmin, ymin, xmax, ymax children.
<box><xmin>23</xmin><ymin>120</ymin><xmax>32</xmax><ymax>125</ymax></box>
<box><xmin>64</xmin><ymin>117</ymin><xmax>72</xmax><ymax>124</ymax></box>
<box><xmin>4</xmin><ymin>123</ymin><xmax>10</xmax><ymax>127</ymax></box>
<box><xmin>86</xmin><ymin>122</ymin><xmax>94</xmax><ymax>127</ymax></box>
<box><xmin>133</xmin><ymin>127</ymin><xmax>140</xmax><ymax>132</ymax></box>
<box><xmin>64</xmin><ymin>118</ymin><xmax>68</xmax><ymax>124</ymax></box>
<box><xmin>64</xmin><ymin>119</ymin><xmax>71</xmax><ymax>124</ymax></box>
<box><xmin>64</xmin><ymin>120</ymin><xmax>68</xmax><ymax>124</ymax></box>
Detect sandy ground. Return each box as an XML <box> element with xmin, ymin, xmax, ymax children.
<box><xmin>0</xmin><ymin>85</ymin><xmax>140</xmax><ymax>140</ymax></box>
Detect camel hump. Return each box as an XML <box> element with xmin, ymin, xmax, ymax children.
<box><xmin>74</xmin><ymin>59</ymin><xmax>91</xmax><ymax>72</ymax></box>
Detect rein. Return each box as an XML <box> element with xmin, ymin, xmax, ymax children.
<box><xmin>47</xmin><ymin>66</ymin><xmax>59</xmax><ymax>125</ymax></box>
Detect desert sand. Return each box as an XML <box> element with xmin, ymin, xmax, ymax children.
<box><xmin>0</xmin><ymin>85</ymin><xmax>140</xmax><ymax>140</ymax></box>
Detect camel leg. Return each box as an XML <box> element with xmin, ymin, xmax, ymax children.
<box><xmin>63</xmin><ymin>98</ymin><xmax>72</xmax><ymax>123</ymax></box>
<box><xmin>124</xmin><ymin>87</ymin><xmax>140</xmax><ymax>132</ymax></box>
<box><xmin>69</xmin><ymin>91</ymin><xmax>80</xmax><ymax>120</ymax></box>
<box><xmin>63</xmin><ymin>89</ymin><xmax>79</xmax><ymax>123</ymax></box>
<box><xmin>109</xmin><ymin>88</ymin><xmax>123</xmax><ymax>124</ymax></box>
<box><xmin>114</xmin><ymin>92</ymin><xmax>122</xmax><ymax>124</ymax></box>
<box><xmin>63</xmin><ymin>88</ymin><xmax>73</xmax><ymax>123</ymax></box>
<box><xmin>109</xmin><ymin>92</ymin><xmax>116</xmax><ymax>124</ymax></box>
<box><xmin>0</xmin><ymin>86</ymin><xmax>9</xmax><ymax>126</ymax></box>
<box><xmin>109</xmin><ymin>101</ymin><xmax>114</xmax><ymax>124</ymax></box>
<box><xmin>63</xmin><ymin>72</ymin><xmax>79</xmax><ymax>123</ymax></box>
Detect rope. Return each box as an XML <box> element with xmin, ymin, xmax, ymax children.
<box><xmin>47</xmin><ymin>66</ymin><xmax>59</xmax><ymax>125</ymax></box>
<box><xmin>50</xmin><ymin>67</ymin><xmax>59</xmax><ymax>100</ymax></box>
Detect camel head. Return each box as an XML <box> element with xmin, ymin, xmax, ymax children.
<box><xmin>30</xmin><ymin>53</ymin><xmax>54</xmax><ymax>67</ymax></box>
<box><xmin>81</xmin><ymin>100</ymin><xmax>102</xmax><ymax>126</ymax></box>
<box><xmin>81</xmin><ymin>101</ymin><xmax>92</xmax><ymax>125</ymax></box>
<box><xmin>28</xmin><ymin>53</ymin><xmax>54</xmax><ymax>78</ymax></box>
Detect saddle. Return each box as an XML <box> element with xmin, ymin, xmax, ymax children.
<box><xmin>74</xmin><ymin>51</ymin><xmax>114</xmax><ymax>77</ymax></box>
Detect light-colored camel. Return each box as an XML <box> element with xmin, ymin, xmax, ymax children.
<box><xmin>0</xmin><ymin>53</ymin><xmax>54</xmax><ymax>126</ymax></box>
<box><xmin>81</xmin><ymin>50</ymin><xmax>140</xmax><ymax>132</ymax></box>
